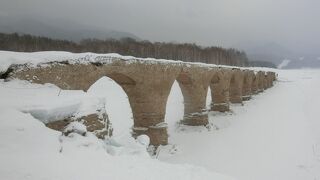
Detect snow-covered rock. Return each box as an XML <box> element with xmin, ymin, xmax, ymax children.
<box><xmin>63</xmin><ymin>121</ymin><xmax>87</xmax><ymax>136</ymax></box>
<box><xmin>136</xmin><ymin>134</ymin><xmax>150</xmax><ymax>147</ymax></box>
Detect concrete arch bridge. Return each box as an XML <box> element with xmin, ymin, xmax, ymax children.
<box><xmin>5</xmin><ymin>56</ymin><xmax>276</xmax><ymax>146</ymax></box>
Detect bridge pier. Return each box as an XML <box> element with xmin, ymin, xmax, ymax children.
<box><xmin>242</xmin><ymin>70</ymin><xmax>254</xmax><ymax>101</ymax></box>
<box><xmin>251</xmin><ymin>72</ymin><xmax>259</xmax><ymax>94</ymax></box>
<box><xmin>114</xmin><ymin>64</ymin><xmax>180</xmax><ymax>146</ymax></box>
<box><xmin>257</xmin><ymin>71</ymin><xmax>265</xmax><ymax>92</ymax></box>
<box><xmin>128</xmin><ymin>81</ymin><xmax>176</xmax><ymax>146</ymax></box>
<box><xmin>263</xmin><ymin>73</ymin><xmax>269</xmax><ymax>90</ymax></box>
<box><xmin>177</xmin><ymin>66</ymin><xmax>213</xmax><ymax>126</ymax></box>
<box><xmin>229</xmin><ymin>69</ymin><xmax>244</xmax><ymax>104</ymax></box>
<box><xmin>266</xmin><ymin>72</ymin><xmax>275</xmax><ymax>88</ymax></box>
<box><xmin>210</xmin><ymin>69</ymin><xmax>232</xmax><ymax>112</ymax></box>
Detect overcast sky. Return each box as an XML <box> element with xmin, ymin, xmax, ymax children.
<box><xmin>0</xmin><ymin>0</ymin><xmax>319</xmax><ymax>54</ymax></box>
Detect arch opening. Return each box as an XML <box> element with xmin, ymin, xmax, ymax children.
<box><xmin>165</xmin><ymin>80</ymin><xmax>184</xmax><ymax>132</ymax></box>
<box><xmin>206</xmin><ymin>86</ymin><xmax>212</xmax><ymax>110</ymax></box>
<box><xmin>87</xmin><ymin>76</ymin><xmax>133</xmax><ymax>138</ymax></box>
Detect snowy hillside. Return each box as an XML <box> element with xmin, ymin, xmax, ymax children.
<box><xmin>1</xmin><ymin>51</ymin><xmax>320</xmax><ymax>180</ymax></box>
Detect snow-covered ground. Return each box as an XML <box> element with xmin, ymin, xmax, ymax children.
<box><xmin>0</xmin><ymin>79</ymin><xmax>233</xmax><ymax>180</ymax></box>
<box><xmin>1</xmin><ymin>51</ymin><xmax>320</xmax><ymax>180</ymax></box>
<box><xmin>162</xmin><ymin>69</ymin><xmax>320</xmax><ymax>180</ymax></box>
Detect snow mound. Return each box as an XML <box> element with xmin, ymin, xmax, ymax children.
<box><xmin>136</xmin><ymin>134</ymin><xmax>150</xmax><ymax>147</ymax></box>
<box><xmin>64</xmin><ymin>121</ymin><xmax>87</xmax><ymax>136</ymax></box>
<box><xmin>0</xmin><ymin>109</ymin><xmax>234</xmax><ymax>180</ymax></box>
<box><xmin>0</xmin><ymin>79</ymin><xmax>107</xmax><ymax>124</ymax></box>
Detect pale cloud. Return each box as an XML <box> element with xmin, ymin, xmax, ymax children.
<box><xmin>0</xmin><ymin>10</ymin><xmax>9</xmax><ymax>17</ymax></box>
<box><xmin>0</xmin><ymin>0</ymin><xmax>319</xmax><ymax>54</ymax></box>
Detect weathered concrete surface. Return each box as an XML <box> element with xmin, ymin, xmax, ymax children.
<box><xmin>210</xmin><ymin>68</ymin><xmax>232</xmax><ymax>112</ymax></box>
<box><xmin>177</xmin><ymin>66</ymin><xmax>214</xmax><ymax>126</ymax></box>
<box><xmin>242</xmin><ymin>70</ymin><xmax>255</xmax><ymax>101</ymax></box>
<box><xmin>229</xmin><ymin>69</ymin><xmax>244</xmax><ymax>104</ymax></box>
<box><xmin>6</xmin><ymin>58</ymin><xmax>276</xmax><ymax>146</ymax></box>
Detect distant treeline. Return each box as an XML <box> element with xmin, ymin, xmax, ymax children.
<box><xmin>0</xmin><ymin>32</ymin><xmax>275</xmax><ymax>67</ymax></box>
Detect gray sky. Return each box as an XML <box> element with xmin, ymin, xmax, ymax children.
<box><xmin>0</xmin><ymin>0</ymin><xmax>319</xmax><ymax>54</ymax></box>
